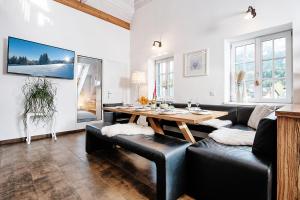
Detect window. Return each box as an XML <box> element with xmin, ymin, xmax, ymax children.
<box><xmin>231</xmin><ymin>30</ymin><xmax>292</xmax><ymax>103</ymax></box>
<box><xmin>155</xmin><ymin>57</ymin><xmax>174</xmax><ymax>99</ymax></box>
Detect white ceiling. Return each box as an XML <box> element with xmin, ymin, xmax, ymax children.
<box><xmin>134</xmin><ymin>0</ymin><xmax>152</xmax><ymax>10</ymax></box>
<box><xmin>82</xmin><ymin>0</ymin><xmax>151</xmax><ymax>22</ymax></box>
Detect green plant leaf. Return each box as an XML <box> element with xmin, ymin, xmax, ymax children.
<box><xmin>22</xmin><ymin>78</ymin><xmax>57</xmax><ymax>128</ymax></box>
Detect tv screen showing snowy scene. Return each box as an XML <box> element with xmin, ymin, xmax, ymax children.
<box><xmin>7</xmin><ymin>37</ymin><xmax>75</xmax><ymax>79</ymax></box>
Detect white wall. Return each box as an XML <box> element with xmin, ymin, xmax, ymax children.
<box><xmin>130</xmin><ymin>0</ymin><xmax>300</xmax><ymax>104</ymax></box>
<box><xmin>0</xmin><ymin>0</ymin><xmax>130</xmax><ymax>140</ymax></box>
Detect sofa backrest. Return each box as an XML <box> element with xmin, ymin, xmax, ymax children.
<box><xmin>172</xmin><ymin>103</ymin><xmax>187</xmax><ymax>108</ymax></box>
<box><xmin>199</xmin><ymin>104</ymin><xmax>238</xmax><ymax>124</ymax></box>
<box><xmin>103</xmin><ymin>103</ymin><xmax>123</xmax><ymax>107</ymax></box>
<box><xmin>236</xmin><ymin>106</ymin><xmax>255</xmax><ymax>125</ymax></box>
<box><xmin>102</xmin><ymin>103</ymin><xmax>131</xmax><ymax>123</ymax></box>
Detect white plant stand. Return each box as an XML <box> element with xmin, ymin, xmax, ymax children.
<box><xmin>24</xmin><ymin>112</ymin><xmax>57</xmax><ymax>144</ymax></box>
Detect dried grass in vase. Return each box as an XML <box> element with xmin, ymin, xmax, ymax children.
<box><xmin>236</xmin><ymin>70</ymin><xmax>245</xmax><ymax>85</ymax></box>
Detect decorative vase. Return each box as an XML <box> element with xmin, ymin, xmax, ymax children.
<box><xmin>236</xmin><ymin>81</ymin><xmax>247</xmax><ymax>103</ymax></box>
<box><xmin>236</xmin><ymin>83</ymin><xmax>242</xmax><ymax>102</ymax></box>
<box><xmin>242</xmin><ymin>81</ymin><xmax>248</xmax><ymax>102</ymax></box>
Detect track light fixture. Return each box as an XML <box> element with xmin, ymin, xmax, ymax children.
<box><xmin>152</xmin><ymin>41</ymin><xmax>162</xmax><ymax>49</ymax></box>
<box><xmin>245</xmin><ymin>6</ymin><xmax>256</xmax><ymax>20</ymax></box>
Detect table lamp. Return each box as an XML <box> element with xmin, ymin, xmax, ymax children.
<box><xmin>131</xmin><ymin>71</ymin><xmax>146</xmax><ymax>99</ymax></box>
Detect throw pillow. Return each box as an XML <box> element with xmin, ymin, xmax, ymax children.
<box><xmin>208</xmin><ymin>127</ymin><xmax>256</xmax><ymax>146</ymax></box>
<box><xmin>247</xmin><ymin>105</ymin><xmax>274</xmax><ymax>129</ymax></box>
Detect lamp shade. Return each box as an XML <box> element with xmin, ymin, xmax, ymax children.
<box><xmin>131</xmin><ymin>71</ymin><xmax>146</xmax><ymax>84</ymax></box>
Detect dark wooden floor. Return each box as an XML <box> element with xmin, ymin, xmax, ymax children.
<box><xmin>0</xmin><ymin>132</ymin><xmax>193</xmax><ymax>200</ymax></box>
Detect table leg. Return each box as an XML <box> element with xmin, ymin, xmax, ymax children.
<box><xmin>129</xmin><ymin>114</ymin><xmax>139</xmax><ymax>123</ymax></box>
<box><xmin>176</xmin><ymin>121</ymin><xmax>196</xmax><ymax>143</ymax></box>
<box><xmin>147</xmin><ymin>117</ymin><xmax>164</xmax><ymax>135</ymax></box>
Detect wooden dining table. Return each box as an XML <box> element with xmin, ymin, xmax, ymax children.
<box><xmin>103</xmin><ymin>107</ymin><xmax>228</xmax><ymax>143</ymax></box>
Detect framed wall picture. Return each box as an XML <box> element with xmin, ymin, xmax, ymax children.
<box><xmin>184</xmin><ymin>49</ymin><xmax>208</xmax><ymax>77</ymax></box>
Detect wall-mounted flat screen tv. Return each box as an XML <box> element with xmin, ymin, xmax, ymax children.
<box><xmin>7</xmin><ymin>37</ymin><xmax>75</xmax><ymax>79</ymax></box>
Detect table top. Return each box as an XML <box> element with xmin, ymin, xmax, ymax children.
<box><xmin>103</xmin><ymin>107</ymin><xmax>228</xmax><ymax>124</ymax></box>
<box><xmin>276</xmin><ymin>104</ymin><xmax>300</xmax><ymax>118</ymax></box>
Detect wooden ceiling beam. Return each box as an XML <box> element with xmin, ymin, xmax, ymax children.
<box><xmin>54</xmin><ymin>0</ymin><xmax>130</xmax><ymax>30</ymax></box>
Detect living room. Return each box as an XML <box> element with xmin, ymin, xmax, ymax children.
<box><xmin>0</xmin><ymin>0</ymin><xmax>299</xmax><ymax>199</ymax></box>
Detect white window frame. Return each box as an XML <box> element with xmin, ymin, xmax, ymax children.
<box><xmin>230</xmin><ymin>30</ymin><xmax>292</xmax><ymax>103</ymax></box>
<box><xmin>155</xmin><ymin>57</ymin><xmax>174</xmax><ymax>100</ymax></box>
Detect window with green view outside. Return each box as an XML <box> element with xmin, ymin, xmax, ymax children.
<box><xmin>231</xmin><ymin>30</ymin><xmax>292</xmax><ymax>103</ymax></box>
<box><xmin>155</xmin><ymin>57</ymin><xmax>174</xmax><ymax>100</ymax></box>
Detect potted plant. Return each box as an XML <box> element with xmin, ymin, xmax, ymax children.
<box><xmin>22</xmin><ymin>78</ymin><xmax>57</xmax><ymax>127</ymax></box>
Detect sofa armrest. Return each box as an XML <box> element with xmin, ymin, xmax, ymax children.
<box><xmin>252</xmin><ymin>112</ymin><xmax>277</xmax><ymax>160</ymax></box>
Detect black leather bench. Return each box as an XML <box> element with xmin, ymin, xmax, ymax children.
<box><xmin>86</xmin><ymin>122</ymin><xmax>191</xmax><ymax>200</ymax></box>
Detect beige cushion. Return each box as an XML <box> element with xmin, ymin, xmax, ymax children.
<box><xmin>247</xmin><ymin>105</ymin><xmax>274</xmax><ymax>129</ymax></box>
<box><xmin>199</xmin><ymin>119</ymin><xmax>232</xmax><ymax>128</ymax></box>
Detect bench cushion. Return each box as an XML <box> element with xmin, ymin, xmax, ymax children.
<box><xmin>86</xmin><ymin>123</ymin><xmax>190</xmax><ymax>162</ymax></box>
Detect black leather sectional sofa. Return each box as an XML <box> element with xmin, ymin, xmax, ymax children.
<box><xmin>102</xmin><ymin>103</ymin><xmax>277</xmax><ymax>200</ymax></box>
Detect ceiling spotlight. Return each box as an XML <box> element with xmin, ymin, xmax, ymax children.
<box><xmin>244</xmin><ymin>6</ymin><xmax>256</xmax><ymax>20</ymax></box>
<box><xmin>152</xmin><ymin>41</ymin><xmax>162</xmax><ymax>49</ymax></box>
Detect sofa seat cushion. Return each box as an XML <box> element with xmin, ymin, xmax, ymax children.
<box><xmin>186</xmin><ymin>138</ymin><xmax>273</xmax><ymax>200</ymax></box>
<box><xmin>188</xmin><ymin>138</ymin><xmax>271</xmax><ymax>170</ymax></box>
<box><xmin>231</xmin><ymin>124</ymin><xmax>255</xmax><ymax>131</ymax></box>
